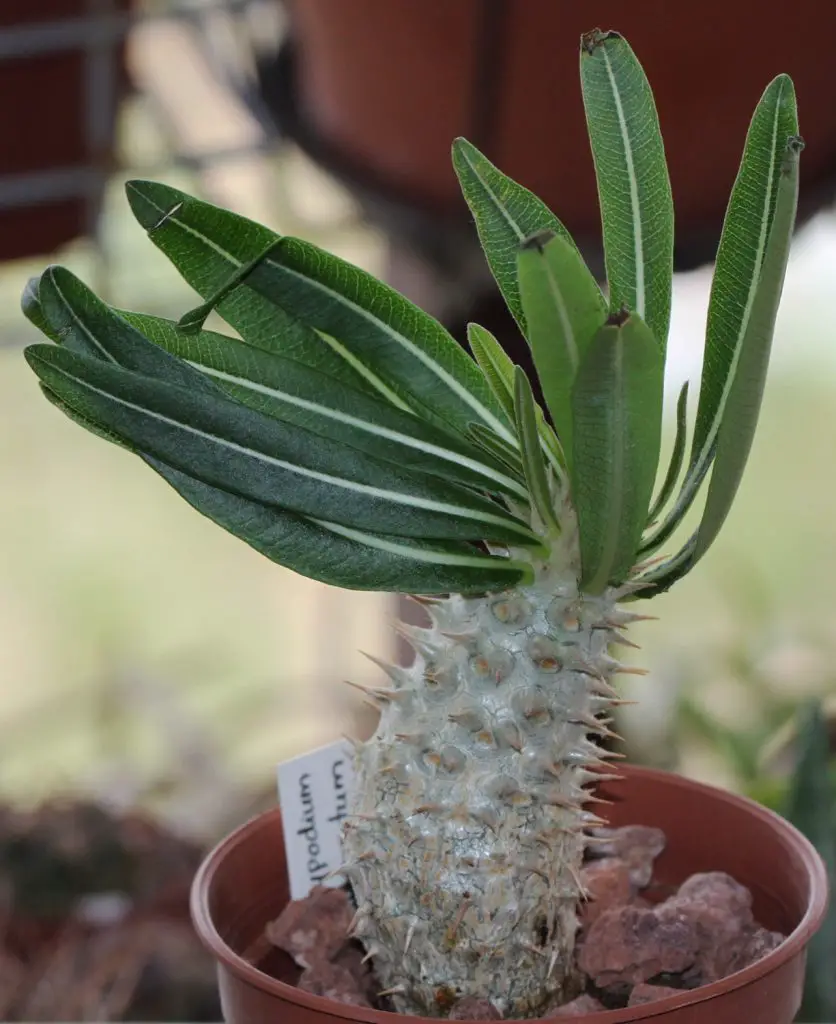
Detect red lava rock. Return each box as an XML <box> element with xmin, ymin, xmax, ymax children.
<box><xmin>580</xmin><ymin>858</ymin><xmax>634</xmax><ymax>928</ymax></box>
<box><xmin>628</xmin><ymin>983</ymin><xmax>682</xmax><ymax>1007</ymax></box>
<box><xmin>586</xmin><ymin>826</ymin><xmax>666</xmax><ymax>888</ymax></box>
<box><xmin>675</xmin><ymin>872</ymin><xmax>753</xmax><ymax>918</ymax></box>
<box><xmin>580</xmin><ymin>870</ymin><xmax>785</xmax><ymax>991</ymax></box>
<box><xmin>298</xmin><ymin>959</ymin><xmax>371</xmax><ymax>1007</ymax></box>
<box><xmin>657</xmin><ymin>872</ymin><xmax>759</xmax><ymax>982</ymax></box>
<box><xmin>265</xmin><ymin>886</ymin><xmax>354</xmax><ymax>968</ymax></box>
<box><xmin>578</xmin><ymin>904</ymin><xmax>700</xmax><ymax>989</ymax></box>
<box><xmin>722</xmin><ymin>926</ymin><xmax>785</xmax><ymax>976</ymax></box>
<box><xmin>547</xmin><ymin>993</ymin><xmax>606</xmax><ymax>1016</ymax></box>
<box><xmin>333</xmin><ymin>942</ymin><xmax>378</xmax><ymax>1003</ymax></box>
<box><xmin>448</xmin><ymin>995</ymin><xmax>502</xmax><ymax>1019</ymax></box>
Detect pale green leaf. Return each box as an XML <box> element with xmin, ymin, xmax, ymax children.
<box><xmin>571</xmin><ymin>313</ymin><xmax>664</xmax><ymax>593</ymax></box>
<box><xmin>647</xmin><ymin>381</ymin><xmax>689</xmax><ymax>523</ymax></box>
<box><xmin>580</xmin><ymin>30</ymin><xmax>674</xmax><ymax>348</ymax></box>
<box><xmin>517</xmin><ymin>230</ymin><xmax>607</xmax><ymax>467</ymax></box>
<box><xmin>513</xmin><ymin>367</ymin><xmax>559</xmax><ymax>535</ymax></box>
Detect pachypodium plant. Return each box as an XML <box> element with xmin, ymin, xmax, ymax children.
<box><xmin>21</xmin><ymin>30</ymin><xmax>800</xmax><ymax>1020</ymax></box>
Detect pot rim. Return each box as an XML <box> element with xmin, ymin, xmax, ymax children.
<box><xmin>191</xmin><ymin>764</ymin><xmax>828</xmax><ymax>1022</ymax></box>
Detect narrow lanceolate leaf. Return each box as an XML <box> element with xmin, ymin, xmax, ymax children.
<box><xmin>513</xmin><ymin>367</ymin><xmax>559</xmax><ymax>534</ymax></box>
<box><xmin>35</xmin><ymin>265</ymin><xmax>525</xmax><ymax>500</ymax></box>
<box><xmin>126</xmin><ymin>180</ymin><xmax>514</xmax><ymax>444</ymax></box>
<box><xmin>517</xmin><ymin>230</ymin><xmax>607</xmax><ymax>467</ymax></box>
<box><xmin>642</xmin><ymin>78</ymin><xmax>799</xmax><ymax>555</ymax></box>
<box><xmin>40</xmin><ymin>362</ymin><xmax>528</xmax><ymax>594</ymax></box>
<box><xmin>22</xmin><ymin>276</ymin><xmax>60</xmax><ymax>342</ymax></box>
<box><xmin>452</xmin><ymin>137</ymin><xmax>598</xmax><ymax>332</ymax></box>
<box><xmin>571</xmin><ymin>313</ymin><xmax>663</xmax><ymax>593</ymax></box>
<box><xmin>25</xmin><ymin>345</ymin><xmax>541</xmax><ymax>548</ymax></box>
<box><xmin>40</xmin><ymin>385</ymin><xmax>133</xmax><ymax>451</ymax></box>
<box><xmin>147</xmin><ymin>462</ymin><xmax>534</xmax><ymax>595</ymax></box>
<box><xmin>580</xmin><ymin>30</ymin><xmax>674</xmax><ymax>348</ymax></box>
<box><xmin>647</xmin><ymin>381</ymin><xmax>689</xmax><ymax>523</ymax></box>
<box><xmin>467</xmin><ymin>320</ymin><xmax>564</xmax><ymax>474</ymax></box>
<box><xmin>691</xmin><ymin>75</ymin><xmax>798</xmax><ymax>469</ymax></box>
<box><xmin>123</xmin><ymin>181</ymin><xmax>372</xmax><ymax>393</ymax></box>
<box><xmin>123</xmin><ymin>311</ymin><xmax>528</xmax><ymax>499</ymax></box>
<box><xmin>467</xmin><ymin>322</ymin><xmax>515</xmax><ymax>420</ymax></box>
<box><xmin>466</xmin><ymin>423</ymin><xmax>525</xmax><ymax>476</ymax></box>
<box><xmin>691</xmin><ymin>136</ymin><xmax>802</xmax><ymax>564</ymax></box>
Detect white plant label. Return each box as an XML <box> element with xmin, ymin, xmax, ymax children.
<box><xmin>277</xmin><ymin>739</ymin><xmax>357</xmax><ymax>900</ymax></box>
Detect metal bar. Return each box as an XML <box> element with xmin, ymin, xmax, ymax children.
<box><xmin>0</xmin><ymin>166</ymin><xmax>103</xmax><ymax>209</ymax></box>
<box><xmin>0</xmin><ymin>0</ymin><xmax>261</xmax><ymax>61</ymax></box>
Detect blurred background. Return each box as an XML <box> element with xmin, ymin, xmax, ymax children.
<box><xmin>1</xmin><ymin>1</ymin><xmax>835</xmax><ymax>1019</ymax></box>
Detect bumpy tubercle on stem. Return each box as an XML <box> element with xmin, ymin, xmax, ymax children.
<box><xmin>341</xmin><ymin>522</ymin><xmax>641</xmax><ymax>1019</ymax></box>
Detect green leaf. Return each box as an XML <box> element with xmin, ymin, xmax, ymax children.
<box><xmin>640</xmin><ymin>77</ymin><xmax>799</xmax><ymax>558</ymax></box>
<box><xmin>36</xmin><ymin>266</ymin><xmax>219</xmax><ymax>395</ymax></box>
<box><xmin>22</xmin><ymin>276</ymin><xmax>60</xmax><ymax>342</ymax></box>
<box><xmin>513</xmin><ymin>367</ymin><xmax>559</xmax><ymax>535</ymax></box>
<box><xmin>580</xmin><ymin>30</ymin><xmax>674</xmax><ymax>348</ymax></box>
<box><xmin>691</xmin><ymin>136</ymin><xmax>801</xmax><ymax>565</ymax></box>
<box><xmin>126</xmin><ymin>180</ymin><xmax>513</xmax><ymax>444</ymax></box>
<box><xmin>452</xmin><ymin>137</ymin><xmax>592</xmax><ymax>332</ymax></box>
<box><xmin>571</xmin><ymin>313</ymin><xmax>664</xmax><ymax>593</ymax></box>
<box><xmin>124</xmin><ymin>310</ymin><xmax>527</xmax><ymax>500</ymax></box>
<box><xmin>25</xmin><ymin>344</ymin><xmax>539</xmax><ymax>548</ymax></box>
<box><xmin>35</xmin><ymin>331</ymin><xmax>528</xmax><ymax>594</ymax></box>
<box><xmin>467</xmin><ymin>320</ymin><xmax>564</xmax><ymax>476</ymax></box>
<box><xmin>517</xmin><ymin>230</ymin><xmax>608</xmax><ymax>467</ymax></box>
<box><xmin>647</xmin><ymin>381</ymin><xmax>689</xmax><ymax>523</ymax></box>
<box><xmin>36</xmin><ymin>265</ymin><xmax>526</xmax><ymax>501</ymax></box>
<box><xmin>691</xmin><ymin>76</ymin><xmax>798</xmax><ymax>471</ymax></box>
<box><xmin>467</xmin><ymin>322</ymin><xmax>515</xmax><ymax>421</ymax></box>
<box><xmin>783</xmin><ymin>702</ymin><xmax>836</xmax><ymax>1023</ymax></box>
<box><xmin>123</xmin><ymin>181</ymin><xmax>374</xmax><ymax>393</ymax></box>
<box><xmin>40</xmin><ymin>384</ymin><xmax>133</xmax><ymax>452</ymax></box>
<box><xmin>466</xmin><ymin>423</ymin><xmax>525</xmax><ymax>476</ymax></box>
<box><xmin>148</xmin><ymin>461</ymin><xmax>534</xmax><ymax>595</ymax></box>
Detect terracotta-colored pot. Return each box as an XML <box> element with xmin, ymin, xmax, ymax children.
<box><xmin>191</xmin><ymin>765</ymin><xmax>828</xmax><ymax>1023</ymax></box>
<box><xmin>0</xmin><ymin>0</ymin><xmax>130</xmax><ymax>262</ymax></box>
<box><xmin>277</xmin><ymin>0</ymin><xmax>836</xmax><ymax>272</ymax></box>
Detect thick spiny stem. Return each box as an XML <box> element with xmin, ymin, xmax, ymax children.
<box><xmin>342</xmin><ymin>535</ymin><xmax>633</xmax><ymax>1018</ymax></box>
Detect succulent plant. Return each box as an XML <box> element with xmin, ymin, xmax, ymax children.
<box><xmin>21</xmin><ymin>29</ymin><xmax>800</xmax><ymax>1019</ymax></box>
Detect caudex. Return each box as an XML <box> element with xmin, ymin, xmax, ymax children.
<box><xmin>22</xmin><ymin>29</ymin><xmax>801</xmax><ymax>1019</ymax></box>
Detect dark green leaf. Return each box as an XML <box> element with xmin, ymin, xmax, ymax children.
<box><xmin>126</xmin><ymin>180</ymin><xmax>513</xmax><ymax>443</ymax></box>
<box><xmin>691</xmin><ymin>76</ymin><xmax>798</xmax><ymax>469</ymax></box>
<box><xmin>149</xmin><ymin>461</ymin><xmax>534</xmax><ymax>595</ymax></box>
<box><xmin>25</xmin><ymin>344</ymin><xmax>539</xmax><ymax>548</ymax></box>
<box><xmin>580</xmin><ymin>30</ymin><xmax>674</xmax><ymax>348</ymax></box>
<box><xmin>517</xmin><ymin>230</ymin><xmax>607</xmax><ymax>467</ymax></box>
<box><xmin>22</xmin><ymin>275</ymin><xmax>60</xmax><ymax>342</ymax></box>
<box><xmin>571</xmin><ymin>313</ymin><xmax>664</xmax><ymax>593</ymax></box>
<box><xmin>640</xmin><ymin>78</ymin><xmax>799</xmax><ymax>558</ymax></box>
<box><xmin>124</xmin><ymin>310</ymin><xmax>527</xmax><ymax>499</ymax></box>
<box><xmin>692</xmin><ymin>136</ymin><xmax>802</xmax><ymax>564</ymax></box>
<box><xmin>452</xmin><ymin>137</ymin><xmax>589</xmax><ymax>332</ymax></box>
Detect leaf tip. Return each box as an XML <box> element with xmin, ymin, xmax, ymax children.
<box><xmin>580</xmin><ymin>28</ymin><xmax>621</xmax><ymax>54</ymax></box>
<box><xmin>606</xmin><ymin>306</ymin><xmax>631</xmax><ymax>328</ymax></box>
<box><xmin>520</xmin><ymin>229</ymin><xmax>556</xmax><ymax>253</ymax></box>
